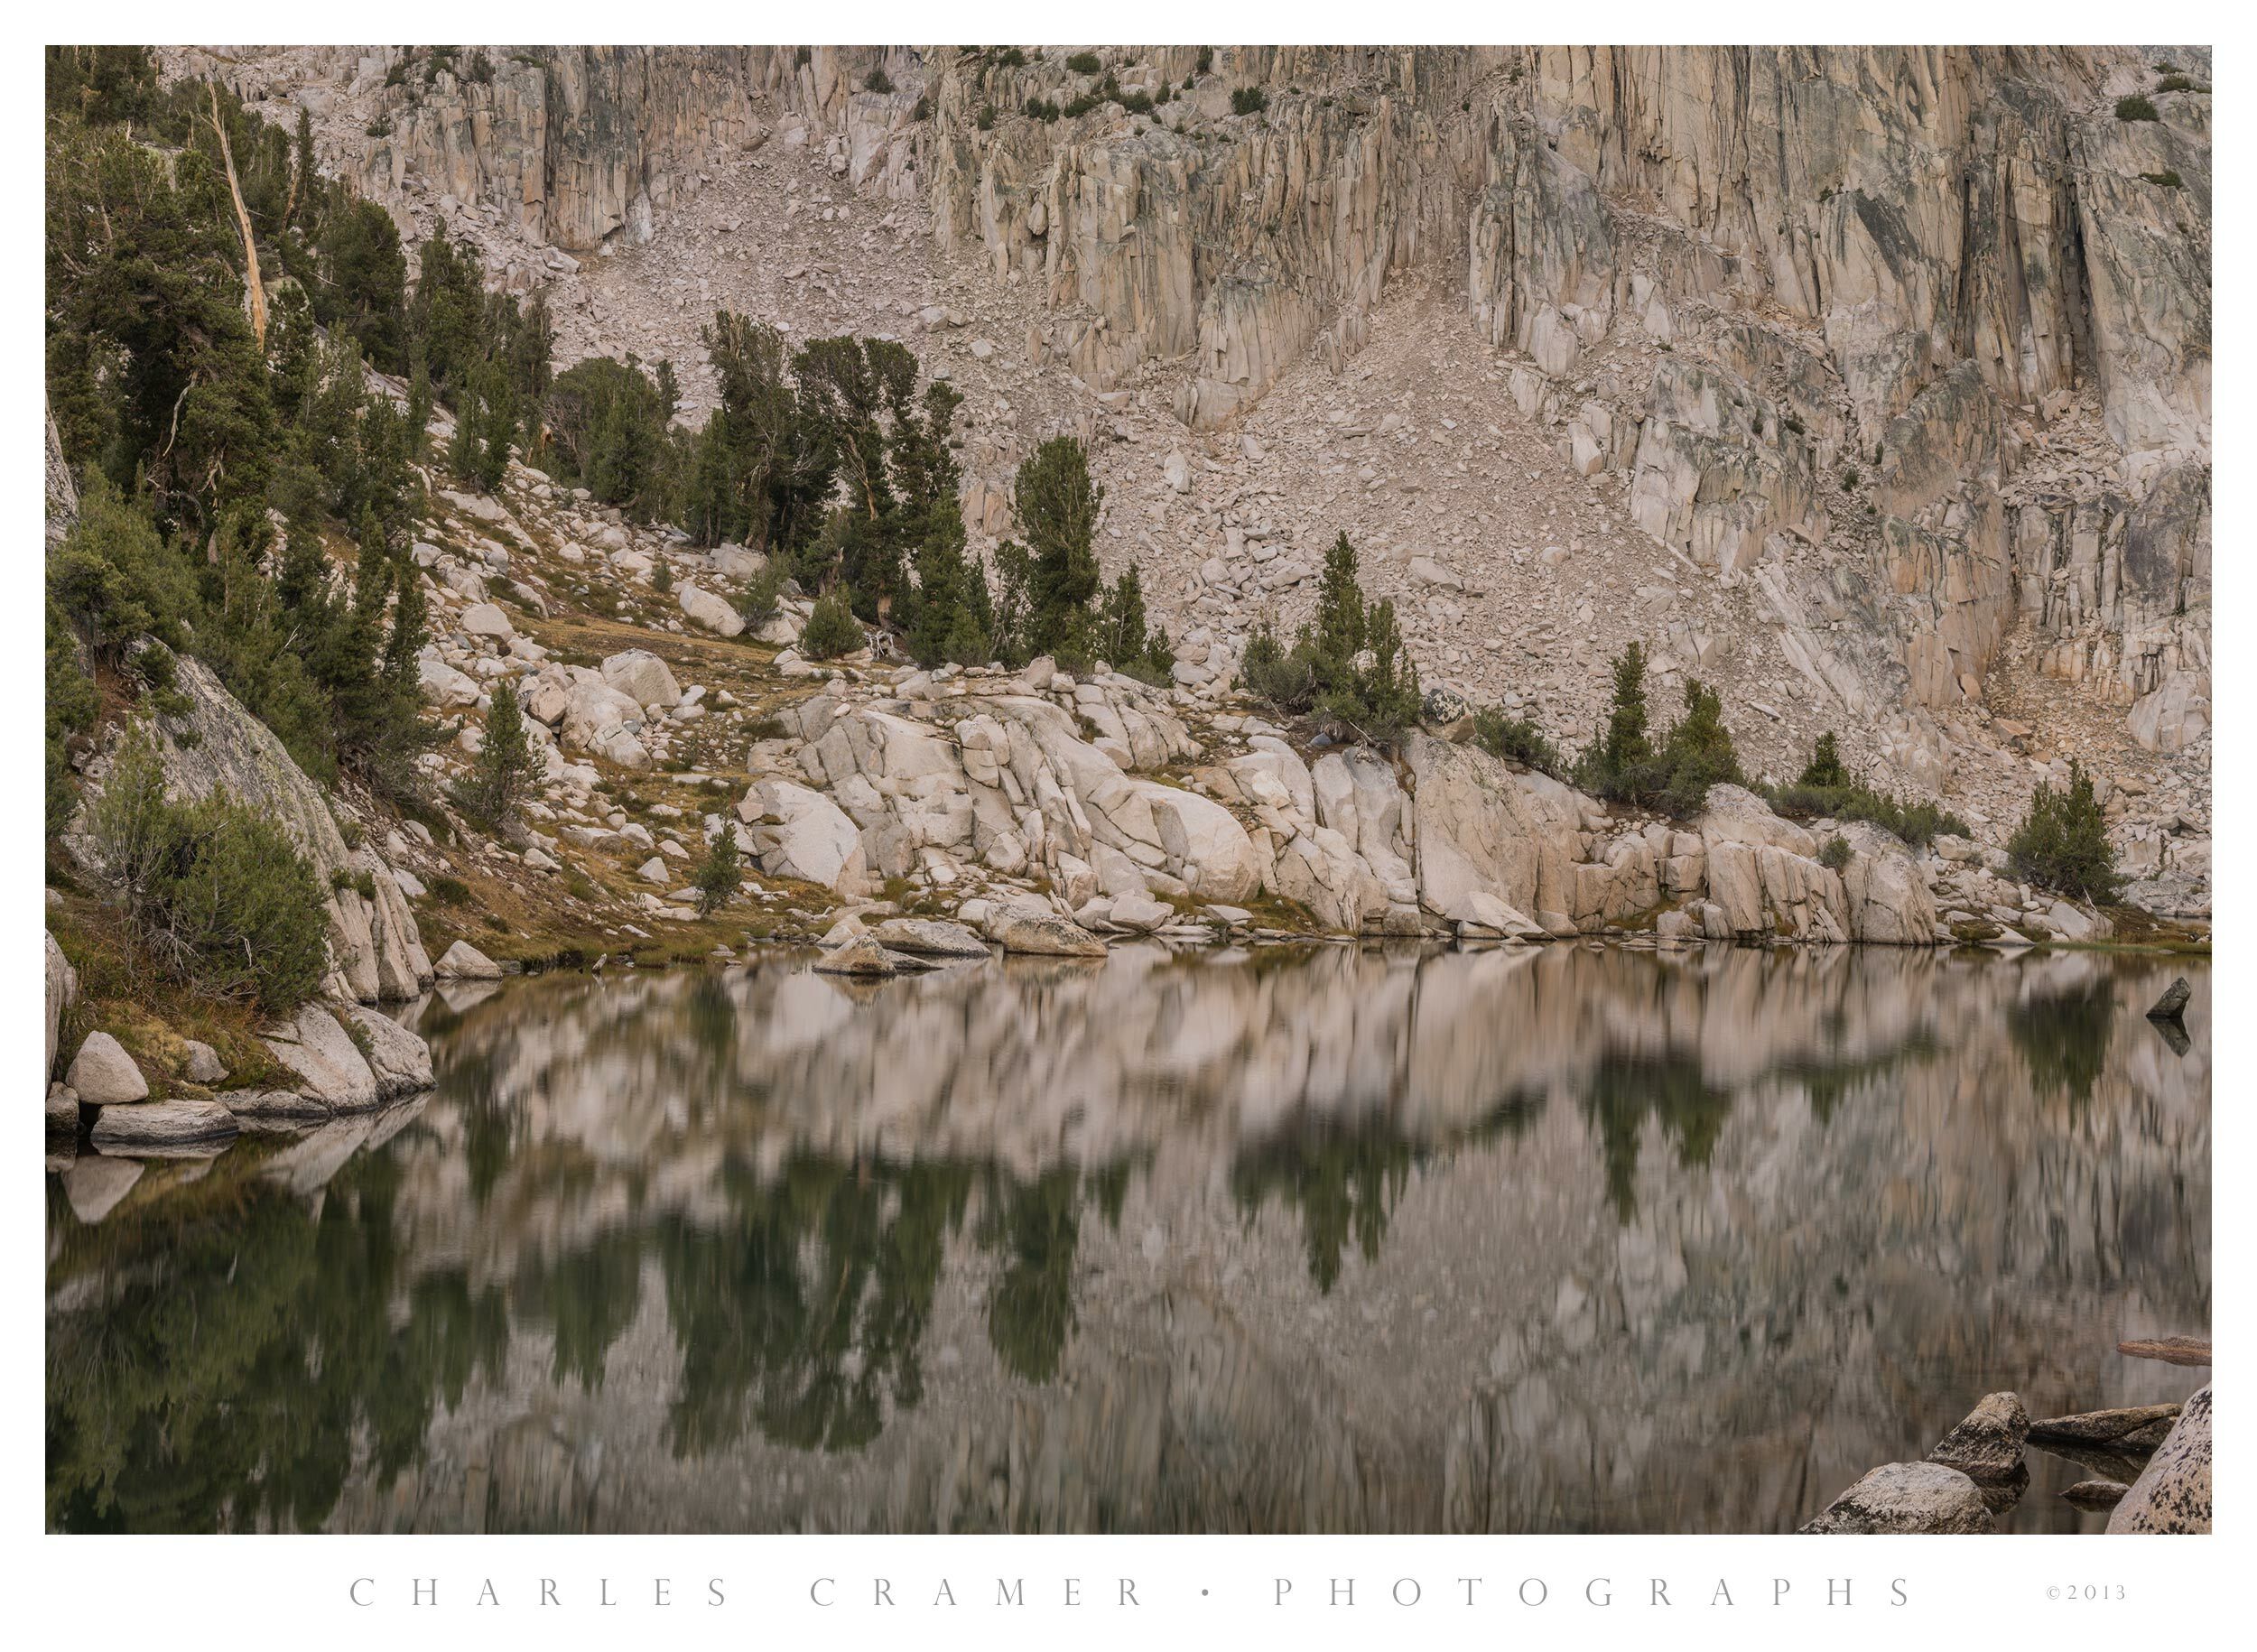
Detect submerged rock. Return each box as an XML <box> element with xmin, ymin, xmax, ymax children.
<box><xmin>2029</xmin><ymin>1402</ymin><xmax>2181</xmax><ymax>1452</ymax></box>
<box><xmin>2061</xmin><ymin>1479</ymin><xmax>2130</xmax><ymax>1512</ymax></box>
<box><xmin>1801</xmin><ymin>1461</ymin><xmax>1993</xmax><ymax>1534</ymax></box>
<box><xmin>1927</xmin><ymin>1389</ymin><xmax>2031</xmax><ymax>1509</ymax></box>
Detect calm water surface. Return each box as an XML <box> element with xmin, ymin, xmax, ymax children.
<box><xmin>46</xmin><ymin>944</ymin><xmax>2209</xmax><ymax>1533</ymax></box>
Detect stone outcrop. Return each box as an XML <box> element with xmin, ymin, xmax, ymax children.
<box><xmin>45</xmin><ymin>932</ymin><xmax>77</xmax><ymax>1081</ymax></box>
<box><xmin>86</xmin><ymin>658</ymin><xmax>434</xmax><ymax>1005</ymax></box>
<box><xmin>88</xmin><ymin>1099</ymin><xmax>240</xmax><ymax>1155</ymax></box>
<box><xmin>2106</xmin><ymin>1385</ymin><xmax>2212</xmax><ymax>1534</ymax></box>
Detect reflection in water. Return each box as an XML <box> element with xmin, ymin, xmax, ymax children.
<box><xmin>47</xmin><ymin>944</ymin><xmax>2209</xmax><ymax>1534</ymax></box>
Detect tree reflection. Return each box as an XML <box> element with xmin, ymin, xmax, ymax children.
<box><xmin>2010</xmin><ymin>979</ymin><xmax>2117</xmax><ymax>1109</ymax></box>
<box><xmin>1578</xmin><ymin>1054</ymin><xmax>1735</xmax><ymax>1223</ymax></box>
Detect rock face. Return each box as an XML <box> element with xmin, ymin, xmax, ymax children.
<box><xmin>1801</xmin><ymin>1461</ymin><xmax>1995</xmax><ymax>1534</ymax></box>
<box><xmin>84</xmin><ymin>658</ymin><xmax>433</xmax><ymax>1004</ymax></box>
<box><xmin>738</xmin><ymin>779</ymin><xmax>870</xmax><ymax>896</ymax></box>
<box><xmin>2106</xmin><ymin>1385</ymin><xmax>2212</xmax><ymax>1534</ymax></box>
<box><xmin>45</xmin><ymin>932</ymin><xmax>77</xmax><ymax>1081</ymax></box>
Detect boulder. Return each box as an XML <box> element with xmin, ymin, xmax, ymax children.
<box><xmin>1108</xmin><ymin>893</ymin><xmax>1177</xmax><ymax>933</ymax></box>
<box><xmin>460</xmin><ymin>601</ymin><xmax>515</xmax><ymax>640</ymax></box>
<box><xmin>2147</xmin><ymin>977</ymin><xmax>2192</xmax><ymax>1022</ymax></box>
<box><xmin>261</xmin><ymin>1004</ymin><xmax>382</xmax><ymax>1113</ymax></box>
<box><xmin>677</xmin><ymin>581</ymin><xmax>746</xmax><ymax>637</ymax></box>
<box><xmin>66</xmin><ymin>1032</ymin><xmax>148</xmax><ymax>1106</ymax></box>
<box><xmin>435</xmin><ymin>939</ymin><xmax>504</xmax><ymax>979</ymax></box>
<box><xmin>46</xmin><ymin>1082</ymin><xmax>79</xmax><ymax>1134</ymax></box>
<box><xmin>1800</xmin><ymin>1461</ymin><xmax>1994</xmax><ymax>1534</ymax></box>
<box><xmin>1142</xmin><ymin>785</ymin><xmax>1263</xmax><ymax>901</ymax></box>
<box><xmin>181</xmin><ymin>1039</ymin><xmax>228</xmax><ymax>1084</ymax></box>
<box><xmin>2107</xmin><ymin>1385</ymin><xmax>2212</xmax><ymax>1533</ymax></box>
<box><xmin>2061</xmin><ymin>1480</ymin><xmax>2130</xmax><ymax>1511</ymax></box>
<box><xmin>344</xmin><ymin>1005</ymin><xmax>435</xmax><ymax>1098</ymax></box>
<box><xmin>987</xmin><ymin>901</ymin><xmax>1108</xmax><ymax>958</ymax></box>
<box><xmin>1928</xmin><ymin>1390</ymin><xmax>2031</xmax><ymax>1498</ymax></box>
<box><xmin>1838</xmin><ymin>822</ymin><xmax>1940</xmax><ymax>943</ymax></box>
<box><xmin>868</xmin><ymin>918</ymin><xmax>990</xmax><ymax>958</ymax></box>
<box><xmin>419</xmin><ymin>656</ymin><xmax>481</xmax><ymax>707</ymax></box>
<box><xmin>813</xmin><ymin>935</ymin><xmax>908</xmax><ymax>976</ymax></box>
<box><xmin>738</xmin><ymin>780</ymin><xmax>869</xmax><ymax>896</ymax></box>
<box><xmin>89</xmin><ymin>1099</ymin><xmax>240</xmax><ymax>1155</ymax></box>
<box><xmin>599</xmin><ymin>648</ymin><xmax>683</xmax><ymax>710</ymax></box>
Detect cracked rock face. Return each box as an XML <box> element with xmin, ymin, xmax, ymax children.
<box><xmin>172</xmin><ymin>42</ymin><xmax>2208</xmax><ymax>906</ymax></box>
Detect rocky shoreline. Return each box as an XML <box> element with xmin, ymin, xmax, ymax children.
<box><xmin>1805</xmin><ymin>1344</ymin><xmax>2212</xmax><ymax>1535</ymax></box>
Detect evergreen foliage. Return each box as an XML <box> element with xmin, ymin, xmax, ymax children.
<box><xmin>87</xmin><ymin>733</ymin><xmax>329</xmax><ymax>1012</ymax></box>
<box><xmin>2008</xmin><ymin>760</ymin><xmax>2122</xmax><ymax>901</ymax></box>
<box><xmin>455</xmin><ymin>681</ymin><xmax>539</xmax><ymax>830</ymax></box>
<box><xmin>1236</xmin><ymin>534</ymin><xmax>1422</xmax><ymax>740</ymax></box>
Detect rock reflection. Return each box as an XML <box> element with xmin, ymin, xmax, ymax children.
<box><xmin>47</xmin><ymin>944</ymin><xmax>2209</xmax><ymax>1534</ymax></box>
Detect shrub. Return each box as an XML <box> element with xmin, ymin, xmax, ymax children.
<box><xmin>738</xmin><ymin>561</ymin><xmax>786</xmax><ymax>627</ymax></box>
<box><xmin>1231</xmin><ymin>86</ymin><xmax>1269</xmax><ymax>116</ymax></box>
<box><xmin>794</xmin><ymin>46</ymin><xmax>812</xmax><ymax>68</ymax></box>
<box><xmin>1798</xmin><ymin>730</ymin><xmax>1850</xmax><ymax>789</ymax></box>
<box><xmin>1471</xmin><ymin>706</ymin><xmax>1565</xmax><ymax>778</ymax></box>
<box><xmin>1063</xmin><ymin>93</ymin><xmax>1101</xmax><ymax>118</ymax></box>
<box><xmin>2141</xmin><ymin>169</ymin><xmax>2186</xmax><ymax>189</ymax></box>
<box><xmin>692</xmin><ymin>831</ymin><xmax>741</xmax><ymax>915</ymax></box>
<box><xmin>977</xmin><ymin>102</ymin><xmax>997</xmax><ymax>130</ymax></box>
<box><xmin>1818</xmin><ymin>835</ymin><xmax>1853</xmax><ymax>873</ymax></box>
<box><xmin>1025</xmin><ymin>97</ymin><xmax>1060</xmax><ymax>121</ymax></box>
<box><xmin>87</xmin><ymin>735</ymin><xmax>329</xmax><ymax>1012</ymax></box>
<box><xmin>998</xmin><ymin>47</ymin><xmax>1027</xmax><ymax>69</ymax></box>
<box><xmin>1239</xmin><ymin>619</ymin><xmax>1315</xmax><ymax>710</ymax></box>
<box><xmin>2008</xmin><ymin>760</ymin><xmax>2122</xmax><ymax>901</ymax></box>
<box><xmin>864</xmin><ymin>67</ymin><xmax>895</xmax><ymax>94</ymax></box>
<box><xmin>651</xmin><ymin>557</ymin><xmax>674</xmax><ymax>594</ymax></box>
<box><xmin>2115</xmin><ymin>94</ymin><xmax>2159</xmax><ymax>122</ymax></box>
<box><xmin>1195</xmin><ymin>47</ymin><xmax>1214</xmax><ymax>75</ymax></box>
<box><xmin>801</xmin><ymin>589</ymin><xmax>864</xmax><ymax>659</ymax></box>
<box><xmin>1764</xmin><ymin>781</ymin><xmax>1969</xmax><ymax>849</ymax></box>
<box><xmin>429</xmin><ymin>874</ymin><xmax>472</xmax><ymax>905</ymax></box>
<box><xmin>1065</xmin><ymin>51</ymin><xmax>1101</xmax><ymax>73</ymax></box>
<box><xmin>2156</xmin><ymin>73</ymin><xmax>2195</xmax><ymax>93</ymax></box>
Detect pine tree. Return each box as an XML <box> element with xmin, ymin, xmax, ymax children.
<box><xmin>459</xmin><ymin>679</ymin><xmax>538</xmax><ymax>828</ymax></box>
<box><xmin>1798</xmin><ymin>730</ymin><xmax>1849</xmax><ymax>788</ymax></box>
<box><xmin>692</xmin><ymin>830</ymin><xmax>742</xmax><ymax>915</ymax></box>
<box><xmin>1014</xmin><ymin>437</ymin><xmax>1103</xmax><ymax>654</ymax></box>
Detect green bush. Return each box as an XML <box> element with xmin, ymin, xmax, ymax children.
<box><xmin>429</xmin><ymin>874</ymin><xmax>472</xmax><ymax>905</ymax></box>
<box><xmin>864</xmin><ymin>67</ymin><xmax>895</xmax><ymax>94</ymax></box>
<box><xmin>2008</xmin><ymin>760</ymin><xmax>2122</xmax><ymax>901</ymax></box>
<box><xmin>2156</xmin><ymin>73</ymin><xmax>2195</xmax><ymax>93</ymax></box>
<box><xmin>692</xmin><ymin>831</ymin><xmax>741</xmax><ymax>915</ymax></box>
<box><xmin>1239</xmin><ymin>619</ymin><xmax>1315</xmax><ymax>710</ymax></box>
<box><xmin>801</xmin><ymin>590</ymin><xmax>864</xmax><ymax>660</ymax></box>
<box><xmin>1231</xmin><ymin>86</ymin><xmax>1269</xmax><ymax>116</ymax></box>
<box><xmin>2141</xmin><ymin>169</ymin><xmax>2186</xmax><ymax>189</ymax></box>
<box><xmin>1818</xmin><ymin>835</ymin><xmax>1853</xmax><ymax>873</ymax></box>
<box><xmin>1763</xmin><ymin>781</ymin><xmax>1969</xmax><ymax>848</ymax></box>
<box><xmin>977</xmin><ymin>103</ymin><xmax>997</xmax><ymax>130</ymax></box>
<box><xmin>1470</xmin><ymin>706</ymin><xmax>1565</xmax><ymax>778</ymax></box>
<box><xmin>87</xmin><ymin>735</ymin><xmax>329</xmax><ymax>1012</ymax></box>
<box><xmin>1025</xmin><ymin>97</ymin><xmax>1060</xmax><ymax>121</ymax></box>
<box><xmin>2116</xmin><ymin>94</ymin><xmax>2159</xmax><ymax>122</ymax></box>
<box><xmin>1065</xmin><ymin>51</ymin><xmax>1101</xmax><ymax>73</ymax></box>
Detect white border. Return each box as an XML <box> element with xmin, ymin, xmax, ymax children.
<box><xmin>6</xmin><ymin>6</ymin><xmax>2235</xmax><ymax>1645</ymax></box>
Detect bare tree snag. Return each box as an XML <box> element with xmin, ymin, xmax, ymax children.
<box><xmin>207</xmin><ymin>80</ymin><xmax>266</xmax><ymax>349</ymax></box>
